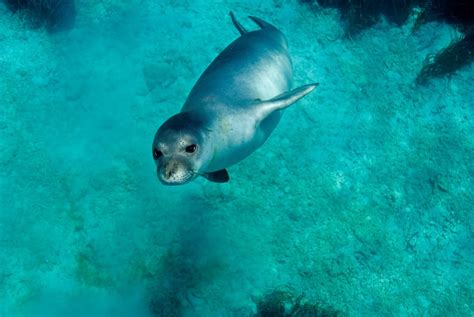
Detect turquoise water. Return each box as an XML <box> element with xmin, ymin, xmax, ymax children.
<box><xmin>1</xmin><ymin>1</ymin><xmax>473</xmax><ymax>316</ymax></box>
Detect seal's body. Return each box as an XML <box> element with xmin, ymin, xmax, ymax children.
<box><xmin>153</xmin><ymin>13</ymin><xmax>317</xmax><ymax>185</ymax></box>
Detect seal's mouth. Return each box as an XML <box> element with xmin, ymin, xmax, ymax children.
<box><xmin>157</xmin><ymin>160</ymin><xmax>196</xmax><ymax>185</ymax></box>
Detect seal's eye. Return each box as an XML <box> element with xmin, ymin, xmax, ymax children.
<box><xmin>185</xmin><ymin>144</ymin><xmax>197</xmax><ymax>153</ymax></box>
<box><xmin>153</xmin><ymin>148</ymin><xmax>162</xmax><ymax>159</ymax></box>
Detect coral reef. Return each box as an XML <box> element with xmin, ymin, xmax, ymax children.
<box><xmin>413</xmin><ymin>0</ymin><xmax>474</xmax><ymax>84</ymax></box>
<box><xmin>1</xmin><ymin>0</ymin><xmax>473</xmax><ymax>315</ymax></box>
<box><xmin>302</xmin><ymin>0</ymin><xmax>419</xmax><ymax>36</ymax></box>
<box><xmin>5</xmin><ymin>0</ymin><xmax>76</xmax><ymax>32</ymax></box>
<box><xmin>253</xmin><ymin>288</ymin><xmax>341</xmax><ymax>317</ymax></box>
<box><xmin>413</xmin><ymin>0</ymin><xmax>474</xmax><ymax>31</ymax></box>
<box><xmin>417</xmin><ymin>31</ymin><xmax>474</xmax><ymax>84</ymax></box>
<box><xmin>301</xmin><ymin>0</ymin><xmax>474</xmax><ymax>83</ymax></box>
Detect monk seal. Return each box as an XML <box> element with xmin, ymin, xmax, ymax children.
<box><xmin>152</xmin><ymin>13</ymin><xmax>318</xmax><ymax>185</ymax></box>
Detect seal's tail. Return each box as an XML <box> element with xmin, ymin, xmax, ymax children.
<box><xmin>230</xmin><ymin>12</ymin><xmax>278</xmax><ymax>35</ymax></box>
<box><xmin>230</xmin><ymin>11</ymin><xmax>248</xmax><ymax>35</ymax></box>
<box><xmin>248</xmin><ymin>16</ymin><xmax>277</xmax><ymax>30</ymax></box>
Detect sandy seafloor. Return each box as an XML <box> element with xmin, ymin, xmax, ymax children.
<box><xmin>0</xmin><ymin>0</ymin><xmax>473</xmax><ymax>316</ymax></box>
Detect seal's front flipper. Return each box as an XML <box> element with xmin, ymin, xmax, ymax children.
<box><xmin>202</xmin><ymin>169</ymin><xmax>230</xmax><ymax>183</ymax></box>
<box><xmin>255</xmin><ymin>83</ymin><xmax>318</xmax><ymax>124</ymax></box>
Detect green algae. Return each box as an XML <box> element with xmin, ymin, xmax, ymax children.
<box><xmin>75</xmin><ymin>246</ymin><xmax>114</xmax><ymax>288</ymax></box>
<box><xmin>417</xmin><ymin>31</ymin><xmax>474</xmax><ymax>84</ymax></box>
<box><xmin>254</xmin><ymin>287</ymin><xmax>342</xmax><ymax>317</ymax></box>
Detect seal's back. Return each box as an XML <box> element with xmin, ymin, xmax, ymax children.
<box><xmin>182</xmin><ymin>16</ymin><xmax>293</xmax><ymax>112</ymax></box>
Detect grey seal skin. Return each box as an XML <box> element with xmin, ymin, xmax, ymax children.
<box><xmin>152</xmin><ymin>13</ymin><xmax>318</xmax><ymax>185</ymax></box>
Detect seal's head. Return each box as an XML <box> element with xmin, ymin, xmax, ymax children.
<box><xmin>152</xmin><ymin>112</ymin><xmax>210</xmax><ymax>185</ymax></box>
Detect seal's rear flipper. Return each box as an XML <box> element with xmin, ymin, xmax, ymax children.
<box><xmin>230</xmin><ymin>12</ymin><xmax>248</xmax><ymax>35</ymax></box>
<box><xmin>248</xmin><ymin>16</ymin><xmax>277</xmax><ymax>30</ymax></box>
<box><xmin>203</xmin><ymin>169</ymin><xmax>230</xmax><ymax>183</ymax></box>
<box><xmin>255</xmin><ymin>83</ymin><xmax>319</xmax><ymax>124</ymax></box>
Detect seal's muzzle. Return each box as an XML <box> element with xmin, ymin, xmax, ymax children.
<box><xmin>157</xmin><ymin>157</ymin><xmax>195</xmax><ymax>185</ymax></box>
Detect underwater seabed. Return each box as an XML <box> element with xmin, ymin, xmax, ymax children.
<box><xmin>0</xmin><ymin>0</ymin><xmax>473</xmax><ymax>316</ymax></box>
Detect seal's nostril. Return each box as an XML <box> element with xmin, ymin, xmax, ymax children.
<box><xmin>165</xmin><ymin>162</ymin><xmax>175</xmax><ymax>179</ymax></box>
